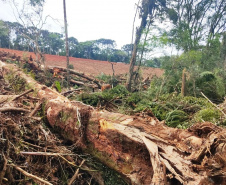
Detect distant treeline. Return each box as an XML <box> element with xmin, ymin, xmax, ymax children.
<box><xmin>0</xmin><ymin>20</ymin><xmax>134</xmax><ymax>63</ymax></box>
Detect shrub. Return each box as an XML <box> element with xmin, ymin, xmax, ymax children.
<box><xmin>55</xmin><ymin>81</ymin><xmax>61</xmax><ymax>92</ymax></box>
<box><xmin>68</xmin><ymin>64</ymin><xmax>74</xmax><ymax>69</ymax></box>
<box><xmin>77</xmin><ymin>93</ymin><xmax>100</xmax><ymax>106</ymax></box>
<box><xmin>194</xmin><ymin>108</ymin><xmax>221</xmax><ymax>123</ymax></box>
<box><xmin>165</xmin><ymin>110</ymin><xmax>189</xmax><ymax>128</ymax></box>
<box><xmin>102</xmin><ymin>85</ymin><xmax>129</xmax><ymax>101</ymax></box>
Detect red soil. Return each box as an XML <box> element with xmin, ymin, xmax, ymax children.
<box><xmin>0</xmin><ymin>48</ymin><xmax>164</xmax><ymax>78</ymax></box>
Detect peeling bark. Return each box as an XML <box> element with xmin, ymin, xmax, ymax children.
<box><xmin>1</xmin><ymin>61</ymin><xmax>225</xmax><ymax>185</ymax></box>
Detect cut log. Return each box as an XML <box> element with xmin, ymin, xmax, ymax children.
<box><xmin>49</xmin><ymin>66</ymin><xmax>101</xmax><ymax>89</ymax></box>
<box><xmin>1</xmin><ymin>61</ymin><xmax>225</xmax><ymax>185</ymax></box>
<box><xmin>70</xmin><ymin>79</ymin><xmax>85</xmax><ymax>86</ymax></box>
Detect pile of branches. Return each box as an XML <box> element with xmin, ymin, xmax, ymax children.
<box><xmin>0</xmin><ymin>77</ymin><xmax>105</xmax><ymax>185</ymax></box>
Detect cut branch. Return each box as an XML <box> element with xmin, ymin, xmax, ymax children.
<box><xmin>0</xmin><ymin>107</ymin><xmax>29</xmax><ymax>113</ymax></box>
<box><xmin>29</xmin><ymin>101</ymin><xmax>42</xmax><ymax>117</ymax></box>
<box><xmin>68</xmin><ymin>159</ymin><xmax>85</xmax><ymax>185</ymax></box>
<box><xmin>10</xmin><ymin>164</ymin><xmax>53</xmax><ymax>185</ymax></box>
<box><xmin>11</xmin><ymin>89</ymin><xmax>34</xmax><ymax>101</ymax></box>
<box><xmin>20</xmin><ymin>151</ymin><xmax>75</xmax><ymax>156</ymax></box>
<box><xmin>49</xmin><ymin>66</ymin><xmax>101</xmax><ymax>89</ymax></box>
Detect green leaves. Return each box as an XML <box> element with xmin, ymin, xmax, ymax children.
<box><xmin>29</xmin><ymin>0</ymin><xmax>45</xmax><ymax>7</ymax></box>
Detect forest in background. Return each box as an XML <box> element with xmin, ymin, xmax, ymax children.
<box><xmin>0</xmin><ymin>20</ymin><xmax>132</xmax><ymax>63</ymax></box>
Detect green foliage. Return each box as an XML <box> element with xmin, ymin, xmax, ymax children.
<box><xmin>77</xmin><ymin>93</ymin><xmax>101</xmax><ymax>106</ymax></box>
<box><xmin>194</xmin><ymin>108</ymin><xmax>221</xmax><ymax>123</ymax></box>
<box><xmin>196</xmin><ymin>71</ymin><xmax>225</xmax><ymax>102</ymax></box>
<box><xmin>165</xmin><ymin>110</ymin><xmax>188</xmax><ymax>128</ymax></box>
<box><xmin>0</xmin><ymin>20</ymin><xmax>10</xmax><ymax>48</ymax></box>
<box><xmin>102</xmin><ymin>85</ymin><xmax>129</xmax><ymax>101</ymax></box>
<box><xmin>28</xmin><ymin>71</ymin><xmax>36</xmax><ymax>79</ymax></box>
<box><xmin>148</xmin><ymin>102</ymin><xmax>170</xmax><ymax>121</ymax></box>
<box><xmin>126</xmin><ymin>92</ymin><xmax>142</xmax><ymax>105</ymax></box>
<box><xmin>97</xmin><ymin>73</ymin><xmax>112</xmax><ymax>83</ymax></box>
<box><xmin>68</xmin><ymin>64</ymin><xmax>74</xmax><ymax>69</ymax></box>
<box><xmin>108</xmin><ymin>85</ymin><xmax>129</xmax><ymax>97</ymax></box>
<box><xmin>6</xmin><ymin>73</ymin><xmax>26</xmax><ymax>93</ymax></box>
<box><xmin>29</xmin><ymin>0</ymin><xmax>45</xmax><ymax>6</ymax></box>
<box><xmin>54</xmin><ymin>81</ymin><xmax>61</xmax><ymax>93</ymax></box>
<box><xmin>96</xmin><ymin>73</ymin><xmax>119</xmax><ymax>87</ymax></box>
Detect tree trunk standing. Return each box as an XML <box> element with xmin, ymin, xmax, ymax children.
<box><xmin>126</xmin><ymin>0</ymin><xmax>151</xmax><ymax>91</ymax></box>
<box><xmin>221</xmin><ymin>32</ymin><xmax>226</xmax><ymax>71</ymax></box>
<box><xmin>181</xmin><ymin>68</ymin><xmax>186</xmax><ymax>97</ymax></box>
<box><xmin>63</xmin><ymin>0</ymin><xmax>70</xmax><ymax>86</ymax></box>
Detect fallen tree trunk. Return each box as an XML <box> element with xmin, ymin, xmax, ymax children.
<box><xmin>1</xmin><ymin>61</ymin><xmax>225</xmax><ymax>185</ymax></box>
<box><xmin>49</xmin><ymin>66</ymin><xmax>102</xmax><ymax>89</ymax></box>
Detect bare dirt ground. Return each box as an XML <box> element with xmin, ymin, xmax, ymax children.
<box><xmin>0</xmin><ymin>48</ymin><xmax>164</xmax><ymax>79</ymax></box>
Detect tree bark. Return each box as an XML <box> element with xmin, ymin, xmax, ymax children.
<box><xmin>181</xmin><ymin>68</ymin><xmax>186</xmax><ymax>97</ymax></box>
<box><xmin>63</xmin><ymin>0</ymin><xmax>70</xmax><ymax>85</ymax></box>
<box><xmin>49</xmin><ymin>66</ymin><xmax>102</xmax><ymax>89</ymax></box>
<box><xmin>126</xmin><ymin>0</ymin><xmax>150</xmax><ymax>91</ymax></box>
<box><xmin>1</xmin><ymin>61</ymin><xmax>225</xmax><ymax>185</ymax></box>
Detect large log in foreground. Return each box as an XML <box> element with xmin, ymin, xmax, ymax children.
<box><xmin>1</xmin><ymin>61</ymin><xmax>225</xmax><ymax>185</ymax></box>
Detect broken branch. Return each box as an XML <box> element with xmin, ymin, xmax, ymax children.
<box><xmin>0</xmin><ymin>107</ymin><xmax>29</xmax><ymax>113</ymax></box>
<box><xmin>68</xmin><ymin>159</ymin><xmax>85</xmax><ymax>185</ymax></box>
<box><xmin>10</xmin><ymin>164</ymin><xmax>53</xmax><ymax>185</ymax></box>
<box><xmin>11</xmin><ymin>89</ymin><xmax>34</xmax><ymax>101</ymax></box>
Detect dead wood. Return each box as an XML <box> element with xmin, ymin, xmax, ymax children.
<box><xmin>11</xmin><ymin>89</ymin><xmax>34</xmax><ymax>101</ymax></box>
<box><xmin>29</xmin><ymin>101</ymin><xmax>42</xmax><ymax>117</ymax></box>
<box><xmin>49</xmin><ymin>66</ymin><xmax>101</xmax><ymax>89</ymax></box>
<box><xmin>1</xmin><ymin>61</ymin><xmax>225</xmax><ymax>185</ymax></box>
<box><xmin>0</xmin><ymin>107</ymin><xmax>29</xmax><ymax>113</ymax></box>
<box><xmin>61</xmin><ymin>88</ymin><xmax>83</xmax><ymax>96</ymax></box>
<box><xmin>0</xmin><ymin>95</ymin><xmax>16</xmax><ymax>104</ymax></box>
<box><xmin>70</xmin><ymin>79</ymin><xmax>85</xmax><ymax>86</ymax></box>
<box><xmin>0</xmin><ymin>153</ymin><xmax>7</xmax><ymax>184</ymax></box>
<box><xmin>10</xmin><ymin>164</ymin><xmax>53</xmax><ymax>185</ymax></box>
<box><xmin>20</xmin><ymin>151</ymin><xmax>75</xmax><ymax>156</ymax></box>
<box><xmin>68</xmin><ymin>159</ymin><xmax>85</xmax><ymax>185</ymax></box>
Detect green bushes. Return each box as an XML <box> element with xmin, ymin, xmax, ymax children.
<box><xmin>77</xmin><ymin>93</ymin><xmax>101</xmax><ymax>106</ymax></box>
<box><xmin>165</xmin><ymin>110</ymin><xmax>188</xmax><ymax>127</ymax></box>
<box><xmin>194</xmin><ymin>108</ymin><xmax>221</xmax><ymax>123</ymax></box>
<box><xmin>76</xmin><ymin>85</ymin><xmax>224</xmax><ymax>129</ymax></box>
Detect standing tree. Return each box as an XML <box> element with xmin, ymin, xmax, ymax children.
<box><xmin>126</xmin><ymin>0</ymin><xmax>167</xmax><ymax>91</ymax></box>
<box><xmin>167</xmin><ymin>0</ymin><xmax>226</xmax><ymax>51</ymax></box>
<box><xmin>9</xmin><ymin>0</ymin><xmax>48</xmax><ymax>69</ymax></box>
<box><xmin>0</xmin><ymin>20</ymin><xmax>10</xmax><ymax>48</ymax></box>
<box><xmin>63</xmin><ymin>0</ymin><xmax>70</xmax><ymax>86</ymax></box>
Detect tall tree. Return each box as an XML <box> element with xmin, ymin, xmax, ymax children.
<box><xmin>63</xmin><ymin>0</ymin><xmax>70</xmax><ymax>85</ymax></box>
<box><xmin>9</xmin><ymin>0</ymin><xmax>48</xmax><ymax>69</ymax></box>
<box><xmin>126</xmin><ymin>0</ymin><xmax>167</xmax><ymax>91</ymax></box>
<box><xmin>167</xmin><ymin>0</ymin><xmax>226</xmax><ymax>51</ymax></box>
<box><xmin>0</xmin><ymin>20</ymin><xmax>10</xmax><ymax>48</ymax></box>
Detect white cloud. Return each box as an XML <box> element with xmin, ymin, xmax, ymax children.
<box><xmin>0</xmin><ymin>0</ymin><xmax>140</xmax><ymax>48</ymax></box>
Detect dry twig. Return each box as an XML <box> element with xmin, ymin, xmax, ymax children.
<box><xmin>11</xmin><ymin>89</ymin><xmax>34</xmax><ymax>101</ymax></box>
<box><xmin>68</xmin><ymin>159</ymin><xmax>85</xmax><ymax>185</ymax></box>
<box><xmin>0</xmin><ymin>107</ymin><xmax>29</xmax><ymax>113</ymax></box>
<box><xmin>29</xmin><ymin>101</ymin><xmax>42</xmax><ymax>117</ymax></box>
<box><xmin>10</xmin><ymin>164</ymin><xmax>53</xmax><ymax>185</ymax></box>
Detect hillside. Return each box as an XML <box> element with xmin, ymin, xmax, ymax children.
<box><xmin>0</xmin><ymin>48</ymin><xmax>164</xmax><ymax>78</ymax></box>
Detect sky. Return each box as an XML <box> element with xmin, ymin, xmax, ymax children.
<box><xmin>0</xmin><ymin>0</ymin><xmax>140</xmax><ymax>49</ymax></box>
